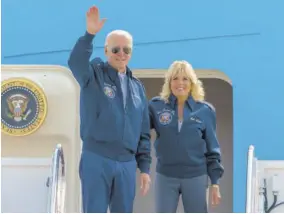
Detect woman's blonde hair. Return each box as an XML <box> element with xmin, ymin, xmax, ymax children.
<box><xmin>160</xmin><ymin>60</ymin><xmax>205</xmax><ymax>102</ymax></box>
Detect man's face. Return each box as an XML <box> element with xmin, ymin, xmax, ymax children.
<box><xmin>105</xmin><ymin>35</ymin><xmax>132</xmax><ymax>71</ymax></box>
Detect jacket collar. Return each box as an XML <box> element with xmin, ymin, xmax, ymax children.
<box><xmin>105</xmin><ymin>62</ymin><xmax>132</xmax><ymax>82</ymax></box>
<box><xmin>169</xmin><ymin>93</ymin><xmax>196</xmax><ymax>111</ymax></box>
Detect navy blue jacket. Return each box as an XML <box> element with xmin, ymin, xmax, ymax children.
<box><xmin>68</xmin><ymin>32</ymin><xmax>151</xmax><ymax>173</ymax></box>
<box><xmin>149</xmin><ymin>94</ymin><xmax>224</xmax><ymax>184</ymax></box>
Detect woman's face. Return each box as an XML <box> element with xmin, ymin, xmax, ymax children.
<box><xmin>170</xmin><ymin>72</ymin><xmax>191</xmax><ymax>98</ymax></box>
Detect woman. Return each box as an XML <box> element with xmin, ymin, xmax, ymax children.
<box><xmin>149</xmin><ymin>60</ymin><xmax>224</xmax><ymax>213</ymax></box>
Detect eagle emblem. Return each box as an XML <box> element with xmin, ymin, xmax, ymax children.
<box><xmin>6</xmin><ymin>94</ymin><xmax>32</xmax><ymax>122</ymax></box>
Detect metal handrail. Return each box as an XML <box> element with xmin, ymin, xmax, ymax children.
<box><xmin>246</xmin><ymin>145</ymin><xmax>255</xmax><ymax>213</ymax></box>
<box><xmin>47</xmin><ymin>144</ymin><xmax>66</xmax><ymax>213</ymax></box>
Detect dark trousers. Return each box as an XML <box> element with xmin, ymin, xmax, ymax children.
<box><xmin>79</xmin><ymin>150</ymin><xmax>137</xmax><ymax>213</ymax></box>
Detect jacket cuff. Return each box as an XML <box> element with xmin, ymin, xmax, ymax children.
<box><xmin>210</xmin><ymin>171</ymin><xmax>220</xmax><ymax>185</ymax></box>
<box><xmin>138</xmin><ymin>161</ymin><xmax>150</xmax><ymax>174</ymax></box>
<box><xmin>84</xmin><ymin>31</ymin><xmax>95</xmax><ymax>43</ymax></box>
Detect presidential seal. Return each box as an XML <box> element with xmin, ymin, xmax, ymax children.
<box><xmin>1</xmin><ymin>78</ymin><xmax>47</xmax><ymax>136</ymax></box>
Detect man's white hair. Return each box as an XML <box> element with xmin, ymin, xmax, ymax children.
<box><xmin>105</xmin><ymin>30</ymin><xmax>133</xmax><ymax>48</ymax></box>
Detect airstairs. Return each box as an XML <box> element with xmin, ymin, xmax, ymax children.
<box><xmin>246</xmin><ymin>145</ymin><xmax>284</xmax><ymax>213</ymax></box>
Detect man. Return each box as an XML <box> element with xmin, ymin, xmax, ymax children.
<box><xmin>68</xmin><ymin>5</ymin><xmax>151</xmax><ymax>213</ymax></box>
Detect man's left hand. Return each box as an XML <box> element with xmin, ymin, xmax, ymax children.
<box><xmin>210</xmin><ymin>185</ymin><xmax>221</xmax><ymax>206</ymax></box>
<box><xmin>140</xmin><ymin>173</ymin><xmax>151</xmax><ymax>196</ymax></box>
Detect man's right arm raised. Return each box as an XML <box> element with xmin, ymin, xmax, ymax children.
<box><xmin>68</xmin><ymin>32</ymin><xmax>95</xmax><ymax>87</ymax></box>
<box><xmin>68</xmin><ymin>6</ymin><xmax>106</xmax><ymax>88</ymax></box>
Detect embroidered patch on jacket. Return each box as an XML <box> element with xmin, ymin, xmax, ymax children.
<box><xmin>103</xmin><ymin>83</ymin><xmax>116</xmax><ymax>99</ymax></box>
<box><xmin>158</xmin><ymin>110</ymin><xmax>173</xmax><ymax>125</ymax></box>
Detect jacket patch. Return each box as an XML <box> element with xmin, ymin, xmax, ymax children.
<box><xmin>103</xmin><ymin>83</ymin><xmax>116</xmax><ymax>99</ymax></box>
<box><xmin>158</xmin><ymin>109</ymin><xmax>174</xmax><ymax>125</ymax></box>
